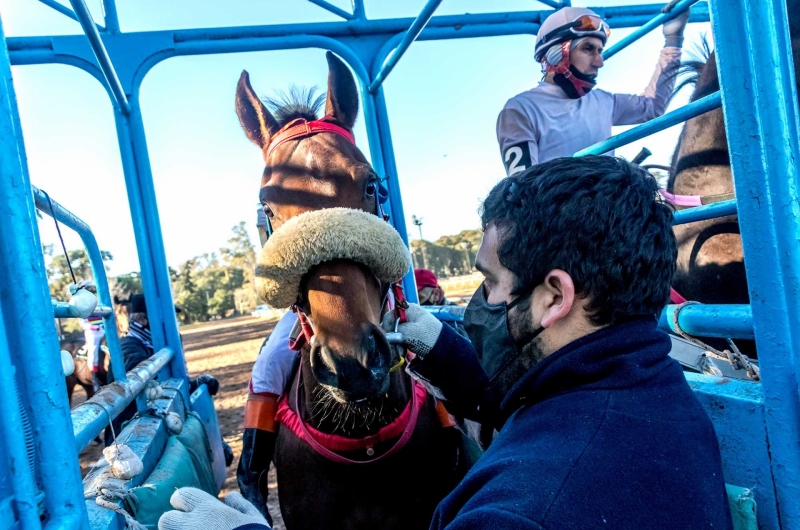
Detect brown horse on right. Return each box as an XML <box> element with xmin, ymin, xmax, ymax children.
<box><xmin>235</xmin><ymin>52</ymin><xmax>465</xmax><ymax>529</ymax></box>
<box><xmin>668</xmin><ymin>0</ymin><xmax>800</xmax><ymax>356</ymax></box>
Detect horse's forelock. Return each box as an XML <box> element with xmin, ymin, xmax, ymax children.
<box><xmin>264</xmin><ymin>85</ymin><xmax>327</xmax><ymax>128</ymax></box>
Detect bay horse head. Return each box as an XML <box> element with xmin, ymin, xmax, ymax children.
<box><xmin>236</xmin><ymin>52</ymin><xmax>403</xmax><ymax>404</ymax></box>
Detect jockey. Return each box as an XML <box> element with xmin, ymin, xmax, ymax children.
<box><xmin>415</xmin><ymin>268</ymin><xmax>467</xmax><ymax>337</ymax></box>
<box><xmin>77</xmin><ymin>280</ymin><xmax>105</xmax><ymax>392</ymax></box>
<box><xmin>497</xmin><ymin>5</ymin><xmax>689</xmax><ymax>175</ymax></box>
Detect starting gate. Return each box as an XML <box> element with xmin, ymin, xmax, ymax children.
<box><xmin>1</xmin><ymin>0</ymin><xmax>799</xmax><ymax>529</ymax></box>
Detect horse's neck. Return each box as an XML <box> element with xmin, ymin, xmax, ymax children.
<box><xmin>670</xmin><ymin>53</ymin><xmax>733</xmax><ymax>198</ymax></box>
<box><xmin>296</xmin><ymin>349</ymin><xmax>411</xmax><ymax>438</ymax></box>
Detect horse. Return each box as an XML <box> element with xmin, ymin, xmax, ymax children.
<box><xmin>667</xmin><ymin>0</ymin><xmax>800</xmax><ymax>356</ymax></box>
<box><xmin>235</xmin><ymin>52</ymin><xmax>464</xmax><ymax>529</ymax></box>
<box><xmin>62</xmin><ymin>334</ymin><xmax>108</xmax><ymax>404</ymax></box>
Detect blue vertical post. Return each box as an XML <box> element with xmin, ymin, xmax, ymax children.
<box><xmin>709</xmin><ymin>0</ymin><xmax>800</xmax><ymax>525</ymax></box>
<box><xmin>0</xmin><ymin>15</ymin><xmax>88</xmax><ymax>529</ymax></box>
<box><xmin>352</xmin><ymin>0</ymin><xmax>365</xmax><ymax>20</ymax></box>
<box><xmin>113</xmin><ymin>96</ymin><xmax>187</xmax><ymax>384</ymax></box>
<box><xmin>369</xmin><ymin>87</ymin><xmax>418</xmax><ymax>303</ymax></box>
<box><xmin>102</xmin><ymin>0</ymin><xmax>120</xmax><ymax>33</ymax></box>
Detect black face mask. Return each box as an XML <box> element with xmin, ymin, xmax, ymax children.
<box><xmin>553</xmin><ymin>64</ymin><xmax>597</xmax><ymax>99</ymax></box>
<box><xmin>463</xmin><ymin>285</ymin><xmax>544</xmax><ymax>381</ymax></box>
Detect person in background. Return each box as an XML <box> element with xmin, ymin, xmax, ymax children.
<box><xmin>415</xmin><ymin>268</ymin><xmax>467</xmax><ymax>337</ymax></box>
<box><xmin>78</xmin><ymin>279</ymin><xmax>106</xmax><ymax>392</ymax></box>
<box><xmin>497</xmin><ymin>5</ymin><xmax>688</xmax><ymax>175</ymax></box>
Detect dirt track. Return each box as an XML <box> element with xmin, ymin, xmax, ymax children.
<box><xmin>75</xmin><ymin>315</ymin><xmax>286</xmax><ymax>528</ymax></box>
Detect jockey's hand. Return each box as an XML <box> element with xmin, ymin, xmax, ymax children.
<box><xmin>662</xmin><ymin>1</ymin><xmax>690</xmax><ymax>47</ymax></box>
<box><xmin>159</xmin><ymin>488</ymin><xmax>270</xmax><ymax>530</ymax></box>
<box><xmin>381</xmin><ymin>303</ymin><xmax>442</xmax><ymax>358</ymax></box>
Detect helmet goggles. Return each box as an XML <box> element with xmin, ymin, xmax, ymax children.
<box><xmin>535</xmin><ymin>15</ymin><xmax>611</xmax><ymax>62</ymax></box>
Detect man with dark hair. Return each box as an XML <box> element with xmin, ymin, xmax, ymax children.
<box><xmin>160</xmin><ymin>157</ymin><xmax>732</xmax><ymax>529</ymax></box>
<box><xmin>390</xmin><ymin>156</ymin><xmax>732</xmax><ymax>529</ymax></box>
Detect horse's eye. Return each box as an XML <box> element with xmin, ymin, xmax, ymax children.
<box><xmin>365</xmin><ymin>181</ymin><xmax>377</xmax><ymax>198</ymax></box>
<box><xmin>263</xmin><ymin>205</ymin><xmax>274</xmax><ymax>219</ymax></box>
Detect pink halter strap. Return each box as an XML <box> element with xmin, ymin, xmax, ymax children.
<box><xmin>266</xmin><ymin>114</ymin><xmax>355</xmax><ymax>159</ymax></box>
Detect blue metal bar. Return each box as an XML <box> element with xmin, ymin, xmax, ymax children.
<box><xmin>660</xmin><ymin>304</ymin><xmax>754</xmax><ymax>340</ymax></box>
<box><xmin>368</xmin><ymin>0</ymin><xmax>445</xmax><ymax>93</ymax></box>
<box><xmin>710</xmin><ymin>0</ymin><xmax>800</xmax><ymax>524</ymax></box>
<box><xmin>602</xmin><ymin>0</ymin><xmax>702</xmax><ymax>60</ymax></box>
<box><xmin>67</xmin><ymin>0</ymin><xmax>130</xmax><ymax>114</ymax></box>
<box><xmin>52</xmin><ymin>303</ymin><xmax>112</xmax><ymax>319</ymax></box>
<box><xmin>351</xmin><ymin>0</ymin><xmax>365</xmax><ymax>20</ymax></box>
<box><xmin>0</xmin><ymin>318</ymin><xmax>40</xmax><ymax>530</ymax></box>
<box><xmin>0</xmin><ymin>17</ymin><xmax>88</xmax><ymax>526</ymax></box>
<box><xmin>574</xmin><ymin>91</ymin><xmax>721</xmax><ymax>156</ymax></box>
<box><xmin>36</xmin><ymin>0</ymin><xmax>105</xmax><ymax>31</ymax></box>
<box><xmin>101</xmin><ymin>0</ymin><xmax>120</xmax><ymax>33</ymax></box>
<box><xmin>32</xmin><ymin>186</ymin><xmax>126</xmax><ymax>382</ymax></box>
<box><xmin>672</xmin><ymin>199</ymin><xmax>737</xmax><ymax>225</ymax></box>
<box><xmin>308</xmin><ymin>0</ymin><xmax>354</xmax><ymax>20</ymax></box>
<box><xmin>114</xmin><ymin>97</ymin><xmax>187</xmax><ymax>385</ymax></box>
<box><xmin>424</xmin><ymin>304</ymin><xmax>754</xmax><ymax>340</ymax></box>
<box><xmin>71</xmin><ymin>348</ymin><xmax>172</xmax><ymax>452</ymax></box>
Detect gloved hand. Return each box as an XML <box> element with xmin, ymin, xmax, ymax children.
<box><xmin>192</xmin><ymin>374</ymin><xmax>220</xmax><ymax>396</ymax></box>
<box><xmin>158</xmin><ymin>488</ymin><xmax>270</xmax><ymax>530</ymax></box>
<box><xmin>662</xmin><ymin>0</ymin><xmax>690</xmax><ymax>48</ymax></box>
<box><xmin>381</xmin><ymin>303</ymin><xmax>442</xmax><ymax>358</ymax></box>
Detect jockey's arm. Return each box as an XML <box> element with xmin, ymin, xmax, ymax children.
<box><xmin>496</xmin><ymin>101</ymin><xmax>539</xmax><ymax>177</ymax></box>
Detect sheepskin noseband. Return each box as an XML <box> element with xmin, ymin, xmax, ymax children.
<box><xmin>255</xmin><ymin>208</ymin><xmax>412</xmax><ymax>308</ymax></box>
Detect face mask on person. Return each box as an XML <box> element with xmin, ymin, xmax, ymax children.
<box><xmin>553</xmin><ymin>65</ymin><xmax>597</xmax><ymax>99</ymax></box>
<box><xmin>463</xmin><ymin>284</ymin><xmax>544</xmax><ymax>381</ymax></box>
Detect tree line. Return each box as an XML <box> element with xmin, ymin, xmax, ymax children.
<box><xmin>46</xmin><ymin>223</ymin><xmax>481</xmax><ymax>329</ymax></box>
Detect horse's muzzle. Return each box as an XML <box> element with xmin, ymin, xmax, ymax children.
<box><xmin>310</xmin><ymin>323</ymin><xmax>393</xmax><ymax>402</ymax></box>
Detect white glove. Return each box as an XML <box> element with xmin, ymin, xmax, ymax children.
<box><xmin>381</xmin><ymin>303</ymin><xmax>443</xmax><ymax>359</ymax></box>
<box><xmin>158</xmin><ymin>488</ymin><xmax>270</xmax><ymax>530</ymax></box>
<box><xmin>662</xmin><ymin>1</ymin><xmax>690</xmax><ymax>47</ymax></box>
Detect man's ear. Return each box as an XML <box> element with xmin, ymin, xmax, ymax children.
<box><xmin>538</xmin><ymin>270</ymin><xmax>575</xmax><ymax>329</ymax></box>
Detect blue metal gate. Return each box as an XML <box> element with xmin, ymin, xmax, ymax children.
<box><xmin>1</xmin><ymin>0</ymin><xmax>799</xmax><ymax>529</ymax></box>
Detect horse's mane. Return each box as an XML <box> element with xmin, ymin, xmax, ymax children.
<box><xmin>671</xmin><ymin>35</ymin><xmax>714</xmax><ymax>100</ymax></box>
<box><xmin>264</xmin><ymin>86</ymin><xmax>326</xmax><ymax>127</ymax></box>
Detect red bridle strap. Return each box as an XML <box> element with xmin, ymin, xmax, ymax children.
<box><xmin>266</xmin><ymin>114</ymin><xmax>355</xmax><ymax>159</ymax></box>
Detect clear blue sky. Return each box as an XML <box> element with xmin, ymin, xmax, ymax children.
<box><xmin>2</xmin><ymin>0</ymin><xmax>711</xmax><ymax>276</ymax></box>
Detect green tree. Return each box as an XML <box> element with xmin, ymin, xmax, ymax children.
<box><xmin>46</xmin><ymin>249</ymin><xmax>113</xmax><ymax>301</ymax></box>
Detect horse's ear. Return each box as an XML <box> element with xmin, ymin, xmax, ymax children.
<box><xmin>236</xmin><ymin>70</ymin><xmax>279</xmax><ymax>150</ymax></box>
<box><xmin>324</xmin><ymin>52</ymin><xmax>359</xmax><ymax>130</ymax></box>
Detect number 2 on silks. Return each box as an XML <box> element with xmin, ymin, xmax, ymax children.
<box><xmin>503</xmin><ymin>142</ymin><xmax>532</xmax><ymax>176</ymax></box>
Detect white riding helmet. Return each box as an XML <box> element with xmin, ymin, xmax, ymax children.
<box><xmin>534</xmin><ymin>7</ymin><xmax>611</xmax><ymax>63</ymax></box>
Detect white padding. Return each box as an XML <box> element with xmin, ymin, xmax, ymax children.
<box><xmin>255</xmin><ymin>208</ymin><xmax>412</xmax><ymax>308</ymax></box>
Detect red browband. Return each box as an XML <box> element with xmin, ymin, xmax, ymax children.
<box><xmin>266</xmin><ymin>114</ymin><xmax>356</xmax><ymax>159</ymax></box>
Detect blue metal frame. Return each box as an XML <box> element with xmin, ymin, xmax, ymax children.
<box><xmin>32</xmin><ymin>186</ymin><xmax>127</xmax><ymax>382</ymax></box>
<box><xmin>5</xmin><ymin>0</ymin><xmax>800</xmax><ymax>528</ymax></box>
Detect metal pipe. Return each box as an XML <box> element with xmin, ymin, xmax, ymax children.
<box><xmin>36</xmin><ymin>0</ymin><xmax>105</xmax><ymax>31</ymax></box>
<box><xmin>71</xmin><ymin>348</ymin><xmax>172</xmax><ymax>451</ymax></box>
<box><xmin>574</xmin><ymin>91</ymin><xmax>721</xmax><ymax>156</ymax></box>
<box><xmin>0</xmin><ymin>16</ymin><xmax>88</xmax><ymax>525</ymax></box>
<box><xmin>710</xmin><ymin>0</ymin><xmax>800</xmax><ymax>523</ymax></box>
<box><xmin>351</xmin><ymin>0</ymin><xmax>366</xmax><ymax>20</ymax></box>
<box><xmin>660</xmin><ymin>304</ymin><xmax>754</xmax><ymax>340</ymax></box>
<box><xmin>0</xmin><ymin>319</ymin><xmax>41</xmax><ymax>530</ymax></box>
<box><xmin>368</xmin><ymin>0</ymin><xmax>444</xmax><ymax>92</ymax></box>
<box><xmin>116</xmin><ymin>96</ymin><xmax>187</xmax><ymax>384</ymax></box>
<box><xmin>603</xmin><ymin>0</ymin><xmax>702</xmax><ymax>60</ymax></box>
<box><xmin>67</xmin><ymin>0</ymin><xmax>130</xmax><ymax>114</ymax></box>
<box><xmin>672</xmin><ymin>199</ymin><xmax>737</xmax><ymax>225</ymax></box>
<box><xmin>308</xmin><ymin>0</ymin><xmax>354</xmax><ymax>20</ymax></box>
<box><xmin>52</xmin><ymin>303</ymin><xmax>113</xmax><ymax>319</ymax></box>
<box><xmin>101</xmin><ymin>0</ymin><xmax>120</xmax><ymax>33</ymax></box>
<box><xmin>32</xmin><ymin>186</ymin><xmax>126</xmax><ymax>381</ymax></box>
